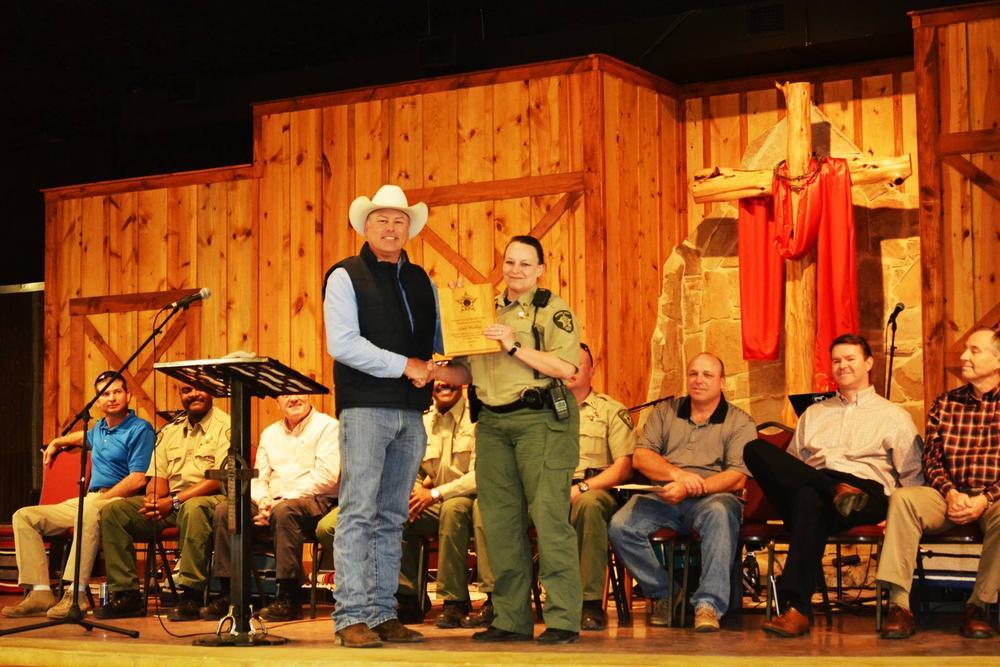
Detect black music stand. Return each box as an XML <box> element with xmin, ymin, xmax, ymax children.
<box><xmin>153</xmin><ymin>356</ymin><xmax>327</xmax><ymax>647</ymax></box>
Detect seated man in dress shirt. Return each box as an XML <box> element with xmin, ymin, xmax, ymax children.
<box><xmin>878</xmin><ymin>327</ymin><xmax>999</xmax><ymax>640</ymax></box>
<box><xmin>201</xmin><ymin>394</ymin><xmax>339</xmax><ymax>622</ymax></box>
<box><xmin>743</xmin><ymin>333</ymin><xmax>924</xmax><ymax>637</ymax></box>
<box><xmin>609</xmin><ymin>352</ymin><xmax>756</xmax><ymax>632</ymax></box>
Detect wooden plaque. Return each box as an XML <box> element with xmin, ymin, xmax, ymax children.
<box><xmin>439</xmin><ymin>284</ymin><xmax>501</xmax><ymax>357</ymax></box>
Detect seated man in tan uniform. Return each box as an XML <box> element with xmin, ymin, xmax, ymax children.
<box><xmin>95</xmin><ymin>381</ymin><xmax>230</xmax><ymax>621</ymax></box>
<box><xmin>397</xmin><ymin>379</ymin><xmax>491</xmax><ymax>628</ymax></box>
<box><xmin>566</xmin><ymin>343</ymin><xmax>636</xmax><ymax>631</ymax></box>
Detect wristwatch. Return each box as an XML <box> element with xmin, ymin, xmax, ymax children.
<box><xmin>171</xmin><ymin>495</ymin><xmax>182</xmax><ymax>511</ymax></box>
<box><xmin>577</xmin><ymin>481</ymin><xmax>590</xmax><ymax>493</ymax></box>
<box><xmin>508</xmin><ymin>341</ymin><xmax>522</xmax><ymax>357</ymax></box>
<box><xmin>430</xmin><ymin>488</ymin><xmax>441</xmax><ymax>500</ymax></box>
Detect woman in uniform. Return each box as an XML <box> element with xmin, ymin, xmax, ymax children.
<box><xmin>429</xmin><ymin>235</ymin><xmax>582</xmax><ymax>644</ymax></box>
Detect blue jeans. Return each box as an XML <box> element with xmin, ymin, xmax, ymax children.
<box><xmin>609</xmin><ymin>492</ymin><xmax>742</xmax><ymax>616</ymax></box>
<box><xmin>332</xmin><ymin>407</ymin><xmax>426</xmax><ymax>629</ymax></box>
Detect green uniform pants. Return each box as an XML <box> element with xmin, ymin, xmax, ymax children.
<box><xmin>570</xmin><ymin>489</ymin><xmax>618</xmax><ymax>601</ymax></box>
<box><xmin>476</xmin><ymin>402</ymin><xmax>581</xmax><ymax>635</ymax></box>
<box><xmin>398</xmin><ymin>496</ymin><xmax>480</xmax><ymax>601</ymax></box>
<box><xmin>100</xmin><ymin>494</ymin><xmax>224</xmax><ymax>592</ymax></box>
<box><xmin>314</xmin><ymin>505</ymin><xmax>339</xmax><ymax>569</ymax></box>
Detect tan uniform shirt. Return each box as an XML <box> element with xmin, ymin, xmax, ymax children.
<box><xmin>420</xmin><ymin>396</ymin><xmax>477</xmax><ymax>500</ymax></box>
<box><xmin>458</xmin><ymin>287</ymin><xmax>580</xmax><ymax>406</ymax></box>
<box><xmin>575</xmin><ymin>390</ymin><xmax>637</xmax><ymax>479</ymax></box>
<box><xmin>147</xmin><ymin>406</ymin><xmax>231</xmax><ymax>495</ymax></box>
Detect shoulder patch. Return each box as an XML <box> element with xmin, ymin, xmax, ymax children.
<box><xmin>552</xmin><ymin>310</ymin><xmax>575</xmax><ymax>333</ymax></box>
<box><xmin>617</xmin><ymin>409</ymin><xmax>635</xmax><ymax>430</ymax></box>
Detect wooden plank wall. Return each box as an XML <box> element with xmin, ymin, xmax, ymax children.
<box><xmin>42</xmin><ymin>56</ymin><xmax>682</xmax><ymax>439</ymax></box>
<box><xmin>937</xmin><ymin>15</ymin><xmax>1000</xmax><ymax>365</ymax></box>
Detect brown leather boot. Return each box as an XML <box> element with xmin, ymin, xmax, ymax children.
<box><xmin>372</xmin><ymin>618</ymin><xmax>425</xmax><ymax>643</ymax></box>
<box><xmin>880</xmin><ymin>604</ymin><xmax>915</xmax><ymax>639</ymax></box>
<box><xmin>762</xmin><ymin>607</ymin><xmax>811</xmax><ymax>637</ymax></box>
<box><xmin>960</xmin><ymin>604</ymin><xmax>994</xmax><ymax>639</ymax></box>
<box><xmin>833</xmin><ymin>483</ymin><xmax>869</xmax><ymax>517</ymax></box>
<box><xmin>335</xmin><ymin>622</ymin><xmax>383</xmax><ymax>648</ymax></box>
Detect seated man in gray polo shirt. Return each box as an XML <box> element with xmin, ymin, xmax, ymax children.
<box><xmin>609</xmin><ymin>352</ymin><xmax>756</xmax><ymax>632</ymax></box>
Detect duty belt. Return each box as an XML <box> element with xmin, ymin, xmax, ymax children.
<box><xmin>484</xmin><ymin>387</ymin><xmax>547</xmax><ymax>414</ymax></box>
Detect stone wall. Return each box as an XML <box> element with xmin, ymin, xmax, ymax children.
<box><xmin>645</xmin><ymin>106</ymin><xmax>924</xmax><ymax>428</ymax></box>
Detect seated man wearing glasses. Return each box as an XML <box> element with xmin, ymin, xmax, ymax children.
<box><xmin>3</xmin><ymin>371</ymin><xmax>154</xmax><ymax>619</ymax></box>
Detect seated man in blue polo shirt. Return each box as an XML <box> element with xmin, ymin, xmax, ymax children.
<box><xmin>2</xmin><ymin>371</ymin><xmax>154</xmax><ymax>619</ymax></box>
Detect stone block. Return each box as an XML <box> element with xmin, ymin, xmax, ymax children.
<box><xmin>891</xmin><ymin>350</ymin><xmax>924</xmax><ymax>403</ymax></box>
<box><xmin>702</xmin><ymin>270</ymin><xmax>733</xmax><ymax>321</ymax></box>
<box><xmin>705</xmin><ymin>319</ymin><xmax>749</xmax><ymax>377</ymax></box>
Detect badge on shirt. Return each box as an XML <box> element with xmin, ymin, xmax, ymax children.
<box><xmin>617</xmin><ymin>409</ymin><xmax>634</xmax><ymax>430</ymax></box>
<box><xmin>553</xmin><ymin>310</ymin><xmax>574</xmax><ymax>333</ymax></box>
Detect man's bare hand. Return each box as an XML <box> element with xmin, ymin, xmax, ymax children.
<box><xmin>947</xmin><ymin>491</ymin><xmax>987</xmax><ymax>524</ymax></box>
<box><xmin>138</xmin><ymin>495</ymin><xmax>172</xmax><ymax>521</ymax></box>
<box><xmin>655</xmin><ymin>482</ymin><xmax>689</xmax><ymax>505</ymax></box>
<box><xmin>408</xmin><ymin>487</ymin><xmax>438</xmax><ymax>522</ymax></box>
<box><xmin>673</xmin><ymin>471</ymin><xmax>707</xmax><ymax>497</ymax></box>
<box><xmin>404</xmin><ymin>357</ymin><xmax>432</xmax><ymax>387</ymax></box>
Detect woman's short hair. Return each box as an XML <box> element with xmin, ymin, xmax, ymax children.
<box><xmin>506</xmin><ymin>235</ymin><xmax>545</xmax><ymax>264</ymax></box>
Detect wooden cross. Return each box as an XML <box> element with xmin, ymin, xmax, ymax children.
<box><xmin>689</xmin><ymin>82</ymin><xmax>912</xmax><ymax>422</ymax></box>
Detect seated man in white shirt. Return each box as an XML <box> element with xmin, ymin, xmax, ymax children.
<box><xmin>201</xmin><ymin>394</ymin><xmax>339</xmax><ymax>621</ymax></box>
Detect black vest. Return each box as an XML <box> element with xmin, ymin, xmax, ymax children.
<box><xmin>326</xmin><ymin>243</ymin><xmax>435</xmax><ymax>415</ymax></box>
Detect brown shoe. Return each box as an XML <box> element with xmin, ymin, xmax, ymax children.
<box><xmin>462</xmin><ymin>600</ymin><xmax>495</xmax><ymax>628</ymax></box>
<box><xmin>335</xmin><ymin>622</ymin><xmax>383</xmax><ymax>648</ymax></box>
<box><xmin>833</xmin><ymin>483</ymin><xmax>869</xmax><ymax>517</ymax></box>
<box><xmin>881</xmin><ymin>604</ymin><xmax>915</xmax><ymax>639</ymax></box>
<box><xmin>372</xmin><ymin>618</ymin><xmax>425</xmax><ymax>643</ymax></box>
<box><xmin>960</xmin><ymin>604</ymin><xmax>994</xmax><ymax>639</ymax></box>
<box><xmin>762</xmin><ymin>607</ymin><xmax>811</xmax><ymax>637</ymax></box>
<box><xmin>694</xmin><ymin>605</ymin><xmax>720</xmax><ymax>632</ymax></box>
<box><xmin>1</xmin><ymin>589</ymin><xmax>56</xmax><ymax>618</ymax></box>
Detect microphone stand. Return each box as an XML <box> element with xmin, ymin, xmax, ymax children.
<box><xmin>885</xmin><ymin>316</ymin><xmax>898</xmax><ymax>400</ymax></box>
<box><xmin>0</xmin><ymin>302</ymin><xmax>192</xmax><ymax>639</ymax></box>
<box><xmin>627</xmin><ymin>395</ymin><xmax>674</xmax><ymax>413</ymax></box>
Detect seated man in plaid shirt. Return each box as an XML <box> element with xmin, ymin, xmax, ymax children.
<box><xmin>878</xmin><ymin>326</ymin><xmax>1000</xmax><ymax>640</ymax></box>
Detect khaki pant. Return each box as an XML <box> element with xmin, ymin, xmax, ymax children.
<box><xmin>13</xmin><ymin>493</ymin><xmax>121</xmax><ymax>585</ymax></box>
<box><xmin>877</xmin><ymin>486</ymin><xmax>1000</xmax><ymax>605</ymax></box>
<box><xmin>570</xmin><ymin>488</ymin><xmax>618</xmax><ymax>601</ymax></box>
<box><xmin>399</xmin><ymin>496</ymin><xmax>485</xmax><ymax>601</ymax></box>
<box><xmin>101</xmin><ymin>494</ymin><xmax>223</xmax><ymax>592</ymax></box>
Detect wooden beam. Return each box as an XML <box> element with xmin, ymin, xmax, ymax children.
<box><xmin>910</xmin><ymin>1</ymin><xmax>1000</xmax><ymax>29</ymax></box>
<box><xmin>943</xmin><ymin>155</ymin><xmax>1000</xmax><ymax>202</ymax></box>
<box><xmin>81</xmin><ymin>316</ymin><xmax>155</xmax><ymax>420</ymax></box>
<box><xmin>69</xmin><ymin>289</ymin><xmax>201</xmax><ymax>316</ymax></box>
<box><xmin>678</xmin><ymin>57</ymin><xmax>913</xmax><ymax>99</ymax></box>
<box><xmin>43</xmin><ymin>165</ymin><xmax>254</xmax><ymax>202</ymax></box>
<box><xmin>406</xmin><ymin>172</ymin><xmax>584</xmax><ymax>207</ymax></box>
<box><xmin>691</xmin><ymin>153</ymin><xmax>912</xmax><ymax>203</ymax></box>
<box><xmin>939</xmin><ymin>128</ymin><xmax>1000</xmax><ymax>156</ymax></box>
<box><xmin>486</xmin><ymin>191</ymin><xmax>583</xmax><ymax>285</ymax></box>
<box><xmin>944</xmin><ymin>300</ymin><xmax>1000</xmax><ymax>374</ymax></box>
<box><xmin>913</xmin><ymin>25</ymin><xmax>948</xmax><ymax>410</ymax></box>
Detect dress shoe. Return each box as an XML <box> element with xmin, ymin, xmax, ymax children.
<box><xmin>462</xmin><ymin>600</ymin><xmax>495</xmax><ymax>628</ymax></box>
<box><xmin>1</xmin><ymin>589</ymin><xmax>56</xmax><ymax>618</ymax></box>
<box><xmin>335</xmin><ymin>622</ymin><xmax>383</xmax><ymax>648</ymax></box>
<box><xmin>537</xmin><ymin>628</ymin><xmax>579</xmax><ymax>644</ymax></box>
<box><xmin>581</xmin><ymin>605</ymin><xmax>608</xmax><ymax>631</ymax></box>
<box><xmin>880</xmin><ymin>604</ymin><xmax>915</xmax><ymax>639</ymax></box>
<box><xmin>648</xmin><ymin>597</ymin><xmax>677</xmax><ymax>627</ymax></box>
<box><xmin>167</xmin><ymin>597</ymin><xmax>202</xmax><ymax>622</ymax></box>
<box><xmin>471</xmin><ymin>625</ymin><xmax>533</xmax><ymax>642</ymax></box>
<box><xmin>372</xmin><ymin>618</ymin><xmax>425</xmax><ymax>643</ymax></box>
<box><xmin>762</xmin><ymin>607</ymin><xmax>811</xmax><ymax>637</ymax></box>
<box><xmin>260</xmin><ymin>597</ymin><xmax>303</xmax><ymax>622</ymax></box>
<box><xmin>435</xmin><ymin>602</ymin><xmax>469</xmax><ymax>629</ymax></box>
<box><xmin>833</xmin><ymin>483</ymin><xmax>869</xmax><ymax>517</ymax></box>
<box><xmin>94</xmin><ymin>589</ymin><xmax>144</xmax><ymax>619</ymax></box>
<box><xmin>46</xmin><ymin>588</ymin><xmax>91</xmax><ymax>618</ymax></box>
<box><xmin>960</xmin><ymin>604</ymin><xmax>994</xmax><ymax>639</ymax></box>
<box><xmin>694</xmin><ymin>605</ymin><xmax>720</xmax><ymax>632</ymax></box>
<box><xmin>199</xmin><ymin>596</ymin><xmax>231</xmax><ymax>621</ymax></box>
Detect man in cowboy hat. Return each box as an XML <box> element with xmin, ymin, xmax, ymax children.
<box><xmin>323</xmin><ymin>184</ymin><xmax>441</xmax><ymax>648</ymax></box>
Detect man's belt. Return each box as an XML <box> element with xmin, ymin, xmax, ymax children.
<box><xmin>484</xmin><ymin>387</ymin><xmax>547</xmax><ymax>414</ymax></box>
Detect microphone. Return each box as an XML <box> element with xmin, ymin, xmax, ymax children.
<box><xmin>169</xmin><ymin>288</ymin><xmax>211</xmax><ymax>310</ymax></box>
<box><xmin>887</xmin><ymin>302</ymin><xmax>904</xmax><ymax>325</ymax></box>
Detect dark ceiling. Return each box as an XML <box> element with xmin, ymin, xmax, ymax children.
<box><xmin>0</xmin><ymin>0</ymin><xmax>965</xmax><ymax>284</ymax></box>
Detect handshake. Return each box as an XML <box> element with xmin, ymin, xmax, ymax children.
<box><xmin>403</xmin><ymin>357</ymin><xmax>439</xmax><ymax>388</ymax></box>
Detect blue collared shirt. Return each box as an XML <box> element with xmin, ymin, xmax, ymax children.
<box><xmin>86</xmin><ymin>409</ymin><xmax>155</xmax><ymax>491</ymax></box>
<box><xmin>323</xmin><ymin>259</ymin><xmax>443</xmax><ymax>377</ymax></box>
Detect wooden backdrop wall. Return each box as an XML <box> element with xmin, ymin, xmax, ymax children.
<box><xmin>42</xmin><ymin>55</ymin><xmax>683</xmax><ymax>439</ymax></box>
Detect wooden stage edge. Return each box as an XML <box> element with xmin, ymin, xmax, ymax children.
<box><xmin>0</xmin><ymin>596</ymin><xmax>998</xmax><ymax>667</ymax></box>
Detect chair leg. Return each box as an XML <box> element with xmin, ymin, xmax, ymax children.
<box><xmin>766</xmin><ymin>541</ymin><xmax>775</xmax><ymax>620</ymax></box>
<box><xmin>310</xmin><ymin>543</ymin><xmax>321</xmax><ymax>619</ymax></box>
<box><xmin>817</xmin><ymin>563</ymin><xmax>832</xmax><ymax>630</ymax></box>
<box><xmin>416</xmin><ymin>538</ymin><xmax>430</xmax><ymax>614</ymax></box>
<box><xmin>607</xmin><ymin>544</ymin><xmax>632</xmax><ymax>626</ymax></box>
<box><xmin>156</xmin><ymin>539</ymin><xmax>179</xmax><ymax>599</ymax></box>
<box><xmin>142</xmin><ymin>541</ymin><xmax>154</xmax><ymax>615</ymax></box>
<box><xmin>679</xmin><ymin>541</ymin><xmax>691</xmax><ymax>627</ymax></box>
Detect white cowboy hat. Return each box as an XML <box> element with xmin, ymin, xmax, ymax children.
<box><xmin>348</xmin><ymin>184</ymin><xmax>428</xmax><ymax>239</ymax></box>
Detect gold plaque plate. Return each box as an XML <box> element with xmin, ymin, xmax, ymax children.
<box><xmin>439</xmin><ymin>284</ymin><xmax>501</xmax><ymax>357</ymax></box>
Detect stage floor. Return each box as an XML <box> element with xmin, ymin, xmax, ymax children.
<box><xmin>0</xmin><ymin>593</ymin><xmax>997</xmax><ymax>666</ymax></box>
